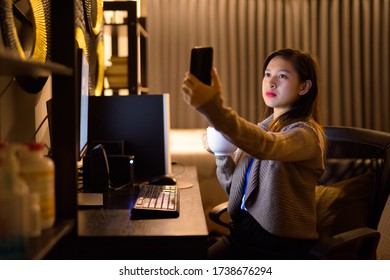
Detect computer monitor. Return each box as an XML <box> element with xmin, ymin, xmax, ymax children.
<box><xmin>77</xmin><ymin>49</ymin><xmax>89</xmax><ymax>160</ymax></box>
<box><xmin>46</xmin><ymin>49</ymin><xmax>89</xmax><ymax>160</ymax></box>
<box><xmin>88</xmin><ymin>94</ymin><xmax>171</xmax><ymax>181</ymax></box>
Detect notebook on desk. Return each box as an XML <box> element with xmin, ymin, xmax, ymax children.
<box><xmin>131</xmin><ymin>184</ymin><xmax>180</xmax><ymax>219</ymax></box>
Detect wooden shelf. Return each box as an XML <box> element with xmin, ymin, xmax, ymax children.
<box><xmin>26</xmin><ymin>219</ymin><xmax>75</xmax><ymax>260</ymax></box>
<box><xmin>0</xmin><ymin>52</ymin><xmax>73</xmax><ymax>77</ymax></box>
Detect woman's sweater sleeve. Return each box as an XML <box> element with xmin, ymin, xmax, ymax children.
<box><xmin>196</xmin><ymin>93</ymin><xmax>322</xmax><ymax>164</ymax></box>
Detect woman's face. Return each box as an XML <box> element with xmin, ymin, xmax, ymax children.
<box><xmin>262</xmin><ymin>56</ymin><xmax>308</xmax><ymax>118</ymax></box>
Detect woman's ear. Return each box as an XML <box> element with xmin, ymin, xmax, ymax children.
<box><xmin>299</xmin><ymin>80</ymin><xmax>312</xmax><ymax>95</ymax></box>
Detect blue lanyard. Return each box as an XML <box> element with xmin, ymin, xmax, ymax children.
<box><xmin>241</xmin><ymin>157</ymin><xmax>254</xmax><ymax>210</ymax></box>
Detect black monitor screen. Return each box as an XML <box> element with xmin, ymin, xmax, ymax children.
<box><xmin>88</xmin><ymin>94</ymin><xmax>171</xmax><ymax>180</ymax></box>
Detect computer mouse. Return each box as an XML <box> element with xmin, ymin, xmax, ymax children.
<box><xmin>148</xmin><ymin>175</ymin><xmax>177</xmax><ymax>185</ymax></box>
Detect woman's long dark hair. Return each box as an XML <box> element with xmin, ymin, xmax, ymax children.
<box><xmin>262</xmin><ymin>49</ymin><xmax>322</xmax><ymax>132</ymax></box>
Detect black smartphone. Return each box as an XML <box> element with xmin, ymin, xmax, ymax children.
<box><xmin>190</xmin><ymin>46</ymin><xmax>213</xmax><ymax>85</ymax></box>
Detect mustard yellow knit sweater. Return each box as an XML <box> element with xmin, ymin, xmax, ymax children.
<box><xmin>197</xmin><ymin>93</ymin><xmax>326</xmax><ymax>239</ymax></box>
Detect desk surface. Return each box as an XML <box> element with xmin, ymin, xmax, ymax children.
<box><xmin>78</xmin><ymin>165</ymin><xmax>209</xmax><ymax>259</ymax></box>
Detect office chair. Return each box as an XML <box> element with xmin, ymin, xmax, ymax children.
<box><xmin>376</xmin><ymin>193</ymin><xmax>390</xmax><ymax>259</ymax></box>
<box><xmin>209</xmin><ymin>126</ymin><xmax>390</xmax><ymax>259</ymax></box>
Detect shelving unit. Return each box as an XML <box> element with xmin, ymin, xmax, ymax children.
<box><xmin>45</xmin><ymin>1</ymin><xmax>79</xmax><ymax>260</ymax></box>
<box><xmin>26</xmin><ymin>219</ymin><xmax>74</xmax><ymax>260</ymax></box>
<box><xmin>103</xmin><ymin>1</ymin><xmax>138</xmax><ymax>95</ymax></box>
<box><xmin>0</xmin><ymin>50</ymin><xmax>74</xmax><ymax>261</ymax></box>
<box><xmin>1</xmin><ymin>1</ymin><xmax>142</xmax><ymax>259</ymax></box>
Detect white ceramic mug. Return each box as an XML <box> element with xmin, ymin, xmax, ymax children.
<box><xmin>206</xmin><ymin>126</ymin><xmax>237</xmax><ymax>156</ymax></box>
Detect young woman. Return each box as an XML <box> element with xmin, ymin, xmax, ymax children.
<box><xmin>181</xmin><ymin>48</ymin><xmax>326</xmax><ymax>259</ymax></box>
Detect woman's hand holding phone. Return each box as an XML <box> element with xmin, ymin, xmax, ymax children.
<box><xmin>190</xmin><ymin>46</ymin><xmax>213</xmax><ymax>85</ymax></box>
<box><xmin>182</xmin><ymin>68</ymin><xmax>222</xmax><ymax>107</ymax></box>
<box><xmin>182</xmin><ymin>46</ymin><xmax>222</xmax><ymax>107</ymax></box>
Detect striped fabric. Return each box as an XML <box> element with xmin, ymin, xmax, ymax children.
<box><xmin>147</xmin><ymin>0</ymin><xmax>390</xmax><ymax>131</ymax></box>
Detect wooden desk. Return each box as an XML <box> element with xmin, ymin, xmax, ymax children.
<box><xmin>78</xmin><ymin>165</ymin><xmax>209</xmax><ymax>259</ymax></box>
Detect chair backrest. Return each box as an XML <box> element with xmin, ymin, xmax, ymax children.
<box><xmin>318</xmin><ymin>126</ymin><xmax>390</xmax><ymax>230</ymax></box>
<box><xmin>377</xmin><ymin>194</ymin><xmax>390</xmax><ymax>259</ymax></box>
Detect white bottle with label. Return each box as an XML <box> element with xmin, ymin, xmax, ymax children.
<box><xmin>0</xmin><ymin>144</ymin><xmax>31</xmax><ymax>259</ymax></box>
<box><xmin>19</xmin><ymin>143</ymin><xmax>55</xmax><ymax>230</ymax></box>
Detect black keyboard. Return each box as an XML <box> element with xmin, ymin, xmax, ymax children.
<box><xmin>131</xmin><ymin>185</ymin><xmax>179</xmax><ymax>219</ymax></box>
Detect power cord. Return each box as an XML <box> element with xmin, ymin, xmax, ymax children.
<box><xmin>0</xmin><ymin>77</ymin><xmax>15</xmax><ymax>99</ymax></box>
